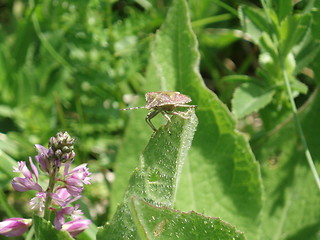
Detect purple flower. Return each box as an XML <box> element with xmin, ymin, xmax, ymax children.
<box><xmin>53</xmin><ymin>204</ymin><xmax>84</xmax><ymax>231</ymax></box>
<box><xmin>61</xmin><ymin>219</ymin><xmax>91</xmax><ymax>237</ymax></box>
<box><xmin>8</xmin><ymin>132</ymin><xmax>91</xmax><ymax>237</ymax></box>
<box><xmin>65</xmin><ymin>178</ymin><xmax>84</xmax><ymax>196</ymax></box>
<box><xmin>0</xmin><ymin>218</ymin><xmax>32</xmax><ymax>237</ymax></box>
<box><xmin>29</xmin><ymin>157</ymin><xmax>39</xmax><ymax>182</ymax></box>
<box><xmin>67</xmin><ymin>164</ymin><xmax>91</xmax><ymax>185</ymax></box>
<box><xmin>13</xmin><ymin>161</ymin><xmax>32</xmax><ymax>178</ymax></box>
<box><xmin>63</xmin><ymin>163</ymin><xmax>91</xmax><ymax>196</ymax></box>
<box><xmin>12</xmin><ymin>177</ymin><xmax>43</xmax><ymax>192</ymax></box>
<box><xmin>34</xmin><ymin>144</ymin><xmax>51</xmax><ymax>173</ymax></box>
<box><xmin>51</xmin><ymin>188</ymin><xmax>81</xmax><ymax>207</ymax></box>
<box><xmin>30</xmin><ymin>192</ymin><xmax>47</xmax><ymax>212</ymax></box>
<box><xmin>12</xmin><ymin>157</ymin><xmax>42</xmax><ymax>192</ymax></box>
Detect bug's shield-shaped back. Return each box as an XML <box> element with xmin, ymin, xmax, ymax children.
<box><xmin>145</xmin><ymin>91</ymin><xmax>192</xmax><ymax>109</ymax></box>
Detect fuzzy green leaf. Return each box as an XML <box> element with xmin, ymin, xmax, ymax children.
<box><xmin>110</xmin><ymin>0</ymin><xmax>263</xmax><ymax>239</ymax></box>
<box><xmin>150</xmin><ymin>0</ymin><xmax>263</xmax><ymax>238</ymax></box>
<box><xmin>232</xmin><ymin>83</ymin><xmax>275</xmax><ymax>119</ymax></box>
<box><xmin>129</xmin><ymin>197</ymin><xmax>246</xmax><ymax>240</ymax></box>
<box><xmin>98</xmin><ymin>110</ymin><xmax>198</xmax><ymax>239</ymax></box>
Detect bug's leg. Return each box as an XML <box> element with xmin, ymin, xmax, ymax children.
<box><xmin>161</xmin><ymin>111</ymin><xmax>172</xmax><ymax>122</ymax></box>
<box><xmin>146</xmin><ymin>110</ymin><xmax>159</xmax><ymax>132</ymax></box>
<box><xmin>160</xmin><ymin>112</ymin><xmax>172</xmax><ymax>134</ymax></box>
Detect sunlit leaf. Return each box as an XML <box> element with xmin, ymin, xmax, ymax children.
<box><xmin>98</xmin><ymin>110</ymin><xmax>198</xmax><ymax>239</ymax></box>
<box><xmin>129</xmin><ymin>197</ymin><xmax>246</xmax><ymax>240</ymax></box>
<box><xmin>232</xmin><ymin>82</ymin><xmax>275</xmax><ymax>119</ymax></box>
<box><xmin>151</xmin><ymin>1</ymin><xmax>263</xmax><ymax>239</ymax></box>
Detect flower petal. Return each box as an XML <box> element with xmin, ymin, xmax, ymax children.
<box><xmin>29</xmin><ymin>157</ymin><xmax>39</xmax><ymax>181</ymax></box>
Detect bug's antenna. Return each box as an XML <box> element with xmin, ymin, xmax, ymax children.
<box><xmin>120</xmin><ymin>106</ymin><xmax>146</xmax><ymax>111</ymax></box>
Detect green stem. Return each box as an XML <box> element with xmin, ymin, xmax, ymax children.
<box><xmin>43</xmin><ymin>167</ymin><xmax>58</xmax><ymax>220</ymax></box>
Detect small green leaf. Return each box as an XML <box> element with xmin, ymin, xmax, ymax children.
<box><xmin>293</xmin><ymin>30</ymin><xmax>320</xmax><ymax>74</ymax></box>
<box><xmin>276</xmin><ymin>0</ymin><xmax>292</xmax><ymax>21</ymax></box>
<box><xmin>279</xmin><ymin>14</ymin><xmax>311</xmax><ymax>57</ymax></box>
<box><xmin>129</xmin><ymin>197</ymin><xmax>246</xmax><ymax>240</ymax></box>
<box><xmin>33</xmin><ymin>215</ymin><xmax>73</xmax><ymax>240</ymax></box>
<box><xmin>238</xmin><ymin>6</ymin><xmax>272</xmax><ymax>44</ymax></box>
<box><xmin>259</xmin><ymin>32</ymin><xmax>278</xmax><ymax>61</ymax></box>
<box><xmin>290</xmin><ymin>77</ymin><xmax>308</xmax><ymax>95</ymax></box>
<box><xmin>232</xmin><ymin>83</ymin><xmax>275</xmax><ymax>119</ymax></box>
<box><xmin>98</xmin><ymin>110</ymin><xmax>198</xmax><ymax>239</ymax></box>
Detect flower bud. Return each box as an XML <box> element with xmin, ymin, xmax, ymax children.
<box><xmin>34</xmin><ymin>144</ymin><xmax>51</xmax><ymax>173</ymax></box>
<box><xmin>0</xmin><ymin>218</ymin><xmax>32</xmax><ymax>237</ymax></box>
<box><xmin>55</xmin><ymin>149</ymin><xmax>62</xmax><ymax>157</ymax></box>
<box><xmin>12</xmin><ymin>177</ymin><xmax>43</xmax><ymax>192</ymax></box>
<box><xmin>62</xmin><ymin>219</ymin><xmax>91</xmax><ymax>237</ymax></box>
<box><xmin>49</xmin><ymin>137</ymin><xmax>58</xmax><ymax>148</ymax></box>
<box><xmin>49</xmin><ymin>132</ymin><xmax>75</xmax><ymax>163</ymax></box>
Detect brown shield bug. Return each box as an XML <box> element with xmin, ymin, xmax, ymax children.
<box><xmin>121</xmin><ymin>91</ymin><xmax>197</xmax><ymax>132</ymax></box>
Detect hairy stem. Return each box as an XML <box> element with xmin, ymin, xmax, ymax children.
<box><xmin>43</xmin><ymin>166</ymin><xmax>58</xmax><ymax>220</ymax></box>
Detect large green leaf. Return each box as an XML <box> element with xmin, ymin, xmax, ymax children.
<box><xmin>98</xmin><ymin>110</ymin><xmax>198</xmax><ymax>239</ymax></box>
<box><xmin>150</xmin><ymin>0</ymin><xmax>263</xmax><ymax>239</ymax></box>
<box><xmin>254</xmin><ymin>90</ymin><xmax>320</xmax><ymax>240</ymax></box>
<box><xmin>232</xmin><ymin>82</ymin><xmax>275</xmax><ymax>119</ymax></box>
<box><xmin>110</xmin><ymin>0</ymin><xmax>263</xmax><ymax>238</ymax></box>
<box><xmin>129</xmin><ymin>197</ymin><xmax>245</xmax><ymax>240</ymax></box>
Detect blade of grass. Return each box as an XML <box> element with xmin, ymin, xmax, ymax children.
<box><xmin>191</xmin><ymin>13</ymin><xmax>234</xmax><ymax>28</ymax></box>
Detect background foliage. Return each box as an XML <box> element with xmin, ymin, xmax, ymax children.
<box><xmin>0</xmin><ymin>0</ymin><xmax>319</xmax><ymax>239</ymax></box>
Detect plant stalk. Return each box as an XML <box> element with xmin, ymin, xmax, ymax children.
<box><xmin>43</xmin><ymin>167</ymin><xmax>58</xmax><ymax>220</ymax></box>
